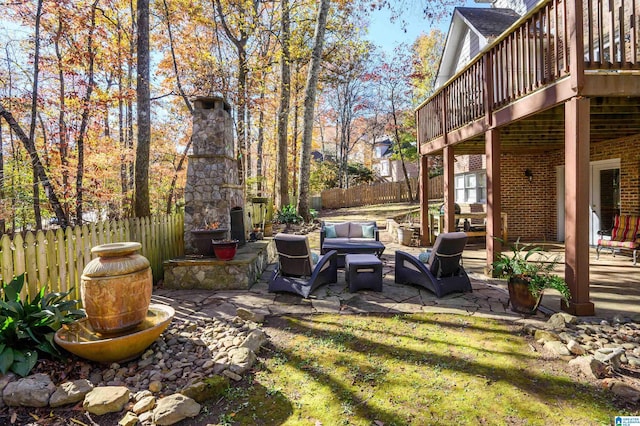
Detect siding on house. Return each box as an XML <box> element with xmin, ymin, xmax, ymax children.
<box><xmin>492</xmin><ymin>0</ymin><xmax>533</xmax><ymax>15</ymax></box>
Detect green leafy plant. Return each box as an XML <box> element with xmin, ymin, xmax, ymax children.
<box><xmin>0</xmin><ymin>274</ymin><xmax>85</xmax><ymax>376</ymax></box>
<box><xmin>276</xmin><ymin>204</ymin><xmax>302</xmax><ymax>224</ymax></box>
<box><xmin>492</xmin><ymin>239</ymin><xmax>570</xmax><ymax>302</ymax></box>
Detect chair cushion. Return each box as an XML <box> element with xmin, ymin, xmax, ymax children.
<box><xmin>334</xmin><ymin>222</ymin><xmax>350</xmax><ymax>237</ymax></box>
<box><xmin>325</xmin><ymin>225</ymin><xmax>337</xmax><ymax>238</ymax></box>
<box><xmin>598</xmin><ymin>239</ymin><xmax>638</xmax><ymax>249</ymax></box>
<box><xmin>362</xmin><ymin>224</ymin><xmax>375</xmax><ymax>238</ymax></box>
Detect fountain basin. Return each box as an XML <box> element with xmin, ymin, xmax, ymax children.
<box><xmin>54</xmin><ymin>304</ymin><xmax>175</xmax><ymax>363</ymax></box>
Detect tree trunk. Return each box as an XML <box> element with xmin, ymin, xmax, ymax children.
<box><xmin>30</xmin><ymin>0</ymin><xmax>44</xmax><ymax>229</ymax></box>
<box><xmin>76</xmin><ymin>0</ymin><xmax>99</xmax><ymax>224</ymax></box>
<box><xmin>0</xmin><ymin>103</ymin><xmax>68</xmax><ymax>227</ymax></box>
<box><xmin>256</xmin><ymin>90</ymin><xmax>265</xmax><ymax>194</ymax></box>
<box><xmin>292</xmin><ymin>62</ymin><xmax>301</xmax><ymax>199</ymax></box>
<box><xmin>391</xmin><ymin>93</ymin><xmax>413</xmax><ymax>201</ymax></box>
<box><xmin>55</xmin><ymin>12</ymin><xmax>70</xmax><ymax>218</ymax></box>
<box><xmin>297</xmin><ymin>0</ymin><xmax>330</xmax><ymax>221</ymax></box>
<box><xmin>134</xmin><ymin>0</ymin><xmax>151</xmax><ymax>217</ymax></box>
<box><xmin>276</xmin><ymin>0</ymin><xmax>291</xmax><ymax>209</ymax></box>
<box><xmin>162</xmin><ymin>0</ymin><xmax>194</xmax><ymax>214</ymax></box>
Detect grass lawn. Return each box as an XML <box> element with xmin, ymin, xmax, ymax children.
<box><xmin>203</xmin><ymin>313</ymin><xmax>630</xmax><ymax>425</ymax></box>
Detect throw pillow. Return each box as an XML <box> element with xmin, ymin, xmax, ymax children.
<box><xmin>362</xmin><ymin>224</ymin><xmax>375</xmax><ymax>238</ymax></box>
<box><xmin>310</xmin><ymin>252</ymin><xmax>320</xmax><ymax>265</ymax></box>
<box><xmin>324</xmin><ymin>225</ymin><xmax>337</xmax><ymax>238</ymax></box>
<box><xmin>349</xmin><ymin>223</ymin><xmax>363</xmax><ymax>237</ymax></box>
<box><xmin>418</xmin><ymin>251</ymin><xmax>431</xmax><ymax>263</ymax></box>
<box><xmin>334</xmin><ymin>222</ymin><xmax>350</xmax><ymax>237</ymax></box>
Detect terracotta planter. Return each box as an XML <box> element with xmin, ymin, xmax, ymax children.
<box><xmin>212</xmin><ymin>240</ymin><xmax>238</xmax><ymax>260</ymax></box>
<box><xmin>81</xmin><ymin>242</ymin><xmax>152</xmax><ymax>334</ymax></box>
<box><xmin>507</xmin><ymin>276</ymin><xmax>542</xmax><ymax>314</ymax></box>
<box><xmin>191</xmin><ymin>228</ymin><xmax>228</xmax><ymax>256</ymax></box>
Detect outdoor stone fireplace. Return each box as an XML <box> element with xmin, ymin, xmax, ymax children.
<box><xmin>184</xmin><ymin>96</ymin><xmax>244</xmax><ymax>254</ymax></box>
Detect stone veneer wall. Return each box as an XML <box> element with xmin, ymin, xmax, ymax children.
<box><xmin>184</xmin><ymin>97</ymin><xmax>244</xmax><ymax>254</ymax></box>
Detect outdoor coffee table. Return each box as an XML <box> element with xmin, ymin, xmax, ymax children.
<box><xmin>345</xmin><ymin>254</ymin><xmax>383</xmax><ymax>292</ymax></box>
<box><xmin>321</xmin><ymin>240</ymin><xmax>385</xmax><ymax>267</ymax></box>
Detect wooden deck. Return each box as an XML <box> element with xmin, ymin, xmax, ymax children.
<box><xmin>416</xmin><ymin>0</ymin><xmax>640</xmax><ymax>155</ymax></box>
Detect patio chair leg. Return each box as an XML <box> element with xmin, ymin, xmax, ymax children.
<box><xmin>596</xmin><ymin>246</ymin><xmax>600</xmax><ymax>260</ymax></box>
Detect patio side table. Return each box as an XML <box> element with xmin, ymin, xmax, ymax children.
<box><xmin>345</xmin><ymin>254</ymin><xmax>383</xmax><ymax>292</ymax></box>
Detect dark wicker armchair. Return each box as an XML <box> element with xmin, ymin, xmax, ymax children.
<box><xmin>395</xmin><ymin>232</ymin><xmax>472</xmax><ymax>297</ymax></box>
<box><xmin>268</xmin><ymin>233</ymin><xmax>338</xmax><ymax>298</ymax></box>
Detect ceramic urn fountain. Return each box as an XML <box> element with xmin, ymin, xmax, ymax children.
<box><xmin>55</xmin><ymin>242</ymin><xmax>174</xmax><ymax>363</ymax></box>
<box><xmin>81</xmin><ymin>242</ymin><xmax>152</xmax><ymax>333</ymax></box>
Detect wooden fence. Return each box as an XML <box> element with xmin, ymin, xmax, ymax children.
<box><xmin>0</xmin><ymin>213</ymin><xmax>184</xmax><ymax>301</ymax></box>
<box><xmin>321</xmin><ymin>176</ymin><xmax>444</xmax><ymax>209</ymax></box>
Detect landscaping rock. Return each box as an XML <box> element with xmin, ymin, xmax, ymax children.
<box><xmin>83</xmin><ymin>386</ymin><xmax>130</xmax><ymax>415</ymax></box>
<box><xmin>149</xmin><ymin>380</ymin><xmax>163</xmax><ymax>393</ymax></box>
<box><xmin>0</xmin><ymin>373</ymin><xmax>16</xmax><ymax>409</ymax></box>
<box><xmin>595</xmin><ymin>348</ymin><xmax>625</xmax><ymax>371</ymax></box>
<box><xmin>222</xmin><ymin>370</ymin><xmax>242</xmax><ymax>381</ymax></box>
<box><xmin>50</xmin><ymin>379</ymin><xmax>94</xmax><ymax>408</ymax></box>
<box><xmin>227</xmin><ymin>347</ymin><xmax>256</xmax><ymax>374</ymax></box>
<box><xmin>132</xmin><ymin>395</ymin><xmax>156</xmax><ymax>414</ymax></box>
<box><xmin>567</xmin><ymin>340</ymin><xmax>586</xmax><ymax>355</ymax></box>
<box><xmin>569</xmin><ymin>356</ymin><xmax>608</xmax><ymax>379</ymax></box>
<box><xmin>544</xmin><ymin>340</ymin><xmax>571</xmax><ymax>356</ymax></box>
<box><xmin>240</xmin><ymin>329</ymin><xmax>268</xmax><ymax>353</ymax></box>
<box><xmin>118</xmin><ymin>411</ymin><xmax>139</xmax><ymax>426</ymax></box>
<box><xmin>236</xmin><ymin>307</ymin><xmax>267</xmax><ymax>323</ymax></box>
<box><xmin>3</xmin><ymin>373</ymin><xmax>56</xmax><ymax>407</ymax></box>
<box><xmin>546</xmin><ymin>313</ymin><xmax>567</xmax><ymax>330</ymax></box>
<box><xmin>610</xmin><ymin>381</ymin><xmax>640</xmax><ymax>402</ymax></box>
<box><xmin>180</xmin><ymin>376</ymin><xmax>230</xmax><ymax>403</ymax></box>
<box><xmin>535</xmin><ymin>329</ymin><xmax>561</xmax><ymax>342</ymax></box>
<box><xmin>153</xmin><ymin>393</ymin><xmax>201</xmax><ymax>425</ymax></box>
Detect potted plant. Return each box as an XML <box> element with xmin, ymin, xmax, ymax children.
<box><xmin>211</xmin><ymin>239</ymin><xmax>239</xmax><ymax>260</ymax></box>
<box><xmin>191</xmin><ymin>221</ymin><xmax>228</xmax><ymax>257</ymax></box>
<box><xmin>492</xmin><ymin>239</ymin><xmax>571</xmax><ymax>314</ymax></box>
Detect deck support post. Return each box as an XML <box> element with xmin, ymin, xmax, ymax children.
<box><xmin>443</xmin><ymin>146</ymin><xmax>455</xmax><ymax>233</ymax></box>
<box><xmin>419</xmin><ymin>155</ymin><xmax>430</xmax><ymax>245</ymax></box>
<box><xmin>563</xmin><ymin>97</ymin><xmax>594</xmax><ymax>316</ymax></box>
<box><xmin>485</xmin><ymin>128</ymin><xmax>501</xmax><ymax>275</ymax></box>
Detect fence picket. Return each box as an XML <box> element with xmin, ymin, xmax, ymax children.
<box><xmin>35</xmin><ymin>231</ymin><xmax>49</xmax><ymax>292</ymax></box>
<box><xmin>13</xmin><ymin>234</ymin><xmax>26</xmax><ymax>299</ymax></box>
<box><xmin>25</xmin><ymin>232</ymin><xmax>38</xmax><ymax>298</ymax></box>
<box><xmin>56</xmin><ymin>228</ymin><xmax>68</xmax><ymax>294</ymax></box>
<box><xmin>1</xmin><ymin>235</ymin><xmax>13</xmax><ymax>285</ymax></box>
<box><xmin>46</xmin><ymin>230</ymin><xmax>58</xmax><ymax>292</ymax></box>
<box><xmin>65</xmin><ymin>227</ymin><xmax>77</xmax><ymax>300</ymax></box>
<box><xmin>74</xmin><ymin>226</ymin><xmax>84</xmax><ymax>301</ymax></box>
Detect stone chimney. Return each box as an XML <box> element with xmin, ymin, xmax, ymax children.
<box><xmin>184</xmin><ymin>97</ymin><xmax>244</xmax><ymax>253</ymax></box>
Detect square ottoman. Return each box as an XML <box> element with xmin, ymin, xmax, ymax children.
<box><xmin>345</xmin><ymin>254</ymin><xmax>383</xmax><ymax>292</ymax></box>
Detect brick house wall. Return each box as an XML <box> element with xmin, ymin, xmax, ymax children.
<box><xmin>590</xmin><ymin>135</ymin><xmax>640</xmax><ymax>214</ymax></box>
<box><xmin>451</xmin><ymin>135</ymin><xmax>640</xmax><ymax>242</ymax></box>
<box><xmin>500</xmin><ymin>152</ymin><xmax>559</xmax><ymax>241</ymax></box>
<box><xmin>501</xmin><ymin>136</ymin><xmax>640</xmax><ymax>241</ymax></box>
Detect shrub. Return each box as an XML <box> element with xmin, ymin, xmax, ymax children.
<box><xmin>276</xmin><ymin>204</ymin><xmax>302</xmax><ymax>224</ymax></box>
<box><xmin>0</xmin><ymin>274</ymin><xmax>85</xmax><ymax>376</ymax></box>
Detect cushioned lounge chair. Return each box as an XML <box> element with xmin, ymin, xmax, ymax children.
<box><xmin>268</xmin><ymin>233</ymin><xmax>338</xmax><ymax>298</ymax></box>
<box><xmin>394</xmin><ymin>232</ymin><xmax>472</xmax><ymax>297</ymax></box>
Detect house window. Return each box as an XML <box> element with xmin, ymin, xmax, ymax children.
<box><xmin>380</xmin><ymin>159</ymin><xmax>390</xmax><ymax>177</ymax></box>
<box><xmin>455</xmin><ymin>171</ymin><xmax>486</xmax><ymax>203</ymax></box>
